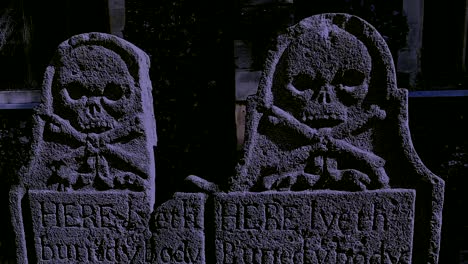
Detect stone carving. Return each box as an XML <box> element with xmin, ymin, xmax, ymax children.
<box><xmin>231</xmin><ymin>15</ymin><xmax>391</xmax><ymax>192</ymax></box>
<box><xmin>150</xmin><ymin>193</ymin><xmax>206</xmax><ymax>264</ymax></box>
<box><xmin>190</xmin><ymin>13</ymin><xmax>444</xmax><ymax>264</ymax></box>
<box><xmin>29</xmin><ymin>191</ymin><xmax>150</xmax><ymax>263</ymax></box>
<box><xmin>30</xmin><ymin>34</ymin><xmax>156</xmax><ymax>194</ymax></box>
<box><xmin>215</xmin><ymin>190</ymin><xmax>415</xmax><ymax>263</ymax></box>
<box><xmin>261</xmin><ymin>27</ymin><xmax>389</xmax><ymax>192</ymax></box>
<box><xmin>7</xmin><ymin>14</ymin><xmax>445</xmax><ymax>264</ymax></box>
<box><xmin>9</xmin><ymin>32</ymin><xmax>157</xmax><ymax>263</ymax></box>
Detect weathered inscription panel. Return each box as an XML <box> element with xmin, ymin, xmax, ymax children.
<box><xmin>151</xmin><ymin>193</ymin><xmax>206</xmax><ymax>264</ymax></box>
<box><xmin>29</xmin><ymin>191</ymin><xmax>150</xmax><ymax>263</ymax></box>
<box><xmin>215</xmin><ymin>189</ymin><xmax>415</xmax><ymax>264</ymax></box>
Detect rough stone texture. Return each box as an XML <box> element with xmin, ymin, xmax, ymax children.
<box><xmin>9</xmin><ymin>32</ymin><xmax>157</xmax><ymax>263</ymax></box>
<box><xmin>28</xmin><ymin>191</ymin><xmax>150</xmax><ymax>263</ymax></box>
<box><xmin>25</xmin><ymin>33</ymin><xmax>156</xmax><ymax>196</ymax></box>
<box><xmin>215</xmin><ymin>190</ymin><xmax>415</xmax><ymax>263</ymax></box>
<box><xmin>150</xmin><ymin>193</ymin><xmax>206</xmax><ymax>264</ymax></box>
<box><xmin>229</xmin><ymin>13</ymin><xmax>444</xmax><ymax>263</ymax></box>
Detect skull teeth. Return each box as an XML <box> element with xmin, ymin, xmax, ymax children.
<box><xmin>307</xmin><ymin>115</ymin><xmax>331</xmax><ymax>120</ymax></box>
<box><xmin>81</xmin><ymin>120</ymin><xmax>114</xmax><ymax>132</ymax></box>
<box><xmin>305</xmin><ymin>114</ymin><xmax>343</xmax><ymax>121</ymax></box>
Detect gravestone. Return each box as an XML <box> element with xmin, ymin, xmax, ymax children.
<box><xmin>9</xmin><ymin>32</ymin><xmax>157</xmax><ymax>263</ymax></box>
<box><xmin>199</xmin><ymin>13</ymin><xmax>444</xmax><ymax>263</ymax></box>
<box><xmin>150</xmin><ymin>193</ymin><xmax>207</xmax><ymax>264</ymax></box>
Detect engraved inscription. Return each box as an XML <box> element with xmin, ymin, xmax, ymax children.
<box><xmin>39</xmin><ymin>235</ymin><xmax>144</xmax><ymax>262</ymax></box>
<box><xmin>39</xmin><ymin>201</ymin><xmax>121</xmax><ymax>228</ymax></box>
<box><xmin>154</xmin><ymin>197</ymin><xmax>203</xmax><ymax>230</ymax></box>
<box><xmin>151</xmin><ymin>193</ymin><xmax>206</xmax><ymax>264</ymax></box>
<box><xmin>218</xmin><ymin>199</ymin><xmax>308</xmax><ymax>232</ymax></box>
<box><xmin>215</xmin><ymin>190</ymin><xmax>415</xmax><ymax>264</ymax></box>
<box><xmin>156</xmin><ymin>240</ymin><xmax>202</xmax><ymax>264</ymax></box>
<box><xmin>217</xmin><ymin>239</ymin><xmax>410</xmax><ymax>264</ymax></box>
<box><xmin>29</xmin><ymin>191</ymin><xmax>149</xmax><ymax>263</ymax></box>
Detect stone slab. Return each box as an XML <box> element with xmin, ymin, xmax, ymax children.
<box><xmin>215</xmin><ymin>189</ymin><xmax>415</xmax><ymax>263</ymax></box>
<box><xmin>28</xmin><ymin>190</ymin><xmax>150</xmax><ymax>263</ymax></box>
<box><xmin>227</xmin><ymin>13</ymin><xmax>444</xmax><ymax>262</ymax></box>
<box><xmin>150</xmin><ymin>193</ymin><xmax>206</xmax><ymax>264</ymax></box>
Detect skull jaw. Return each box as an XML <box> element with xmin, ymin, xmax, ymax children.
<box><xmin>77</xmin><ymin>116</ymin><xmax>115</xmax><ymax>133</ymax></box>
<box><xmin>304</xmin><ymin>116</ymin><xmax>345</xmax><ymax>128</ymax></box>
<box><xmin>301</xmin><ymin>102</ymin><xmax>348</xmax><ymax>129</ymax></box>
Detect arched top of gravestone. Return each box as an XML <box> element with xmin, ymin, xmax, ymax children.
<box><xmin>258</xmin><ymin>13</ymin><xmax>398</xmax><ymax>110</ymax></box>
<box><xmin>231</xmin><ymin>13</ymin><xmax>442</xmax><ymax>194</ymax></box>
<box><xmin>42</xmin><ymin>32</ymin><xmax>154</xmax><ymax>122</ymax></box>
<box><xmin>21</xmin><ymin>33</ymin><xmax>157</xmax><ymax>199</ymax></box>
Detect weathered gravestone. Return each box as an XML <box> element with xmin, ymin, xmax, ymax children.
<box><xmin>191</xmin><ymin>13</ymin><xmax>445</xmax><ymax>263</ymax></box>
<box><xmin>9</xmin><ymin>32</ymin><xmax>157</xmax><ymax>263</ymax></box>
<box><xmin>150</xmin><ymin>192</ymin><xmax>207</xmax><ymax>264</ymax></box>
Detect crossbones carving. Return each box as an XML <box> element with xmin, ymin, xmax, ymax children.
<box><xmin>38</xmin><ymin>44</ymin><xmax>151</xmax><ymax>191</ymax></box>
<box><xmin>260</xmin><ymin>104</ymin><xmax>389</xmax><ymax>191</ymax></box>
<box><xmin>44</xmin><ymin>113</ymin><xmax>147</xmax><ymax>191</ymax></box>
<box><xmin>188</xmin><ymin>23</ymin><xmax>391</xmax><ymax>193</ymax></box>
<box><xmin>260</xmin><ymin>26</ymin><xmax>390</xmax><ymax>191</ymax></box>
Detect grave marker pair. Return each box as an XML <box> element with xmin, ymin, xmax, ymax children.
<box><xmin>9</xmin><ymin>13</ymin><xmax>444</xmax><ymax>263</ymax></box>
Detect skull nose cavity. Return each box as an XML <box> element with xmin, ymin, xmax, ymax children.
<box><xmin>91</xmin><ymin>106</ymin><xmax>99</xmax><ymax>116</ymax></box>
<box><xmin>317</xmin><ymin>90</ymin><xmax>332</xmax><ymax>104</ymax></box>
<box><xmin>315</xmin><ymin>84</ymin><xmax>334</xmax><ymax>104</ymax></box>
<box><xmin>86</xmin><ymin>102</ymin><xmax>102</xmax><ymax>118</ymax></box>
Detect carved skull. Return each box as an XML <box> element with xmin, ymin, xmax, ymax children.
<box><xmin>54</xmin><ymin>45</ymin><xmax>136</xmax><ymax>133</ymax></box>
<box><xmin>273</xmin><ymin>25</ymin><xmax>372</xmax><ymax>129</ymax></box>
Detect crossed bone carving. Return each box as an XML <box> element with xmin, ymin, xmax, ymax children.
<box><xmin>42</xmin><ymin>113</ymin><xmax>147</xmax><ymax>191</ymax></box>
<box><xmin>260</xmin><ymin>104</ymin><xmax>389</xmax><ymax>191</ymax></box>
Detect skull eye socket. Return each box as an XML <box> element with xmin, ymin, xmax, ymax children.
<box><xmin>65</xmin><ymin>82</ymin><xmax>85</xmax><ymax>100</ymax></box>
<box><xmin>104</xmin><ymin>83</ymin><xmax>124</xmax><ymax>101</ymax></box>
<box><xmin>336</xmin><ymin>69</ymin><xmax>366</xmax><ymax>87</ymax></box>
<box><xmin>291</xmin><ymin>73</ymin><xmax>321</xmax><ymax>91</ymax></box>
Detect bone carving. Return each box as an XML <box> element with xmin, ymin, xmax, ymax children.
<box><xmin>42</xmin><ymin>44</ymin><xmax>149</xmax><ymax>191</ymax></box>
<box><xmin>258</xmin><ymin>25</ymin><xmax>389</xmax><ymax>191</ymax></box>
